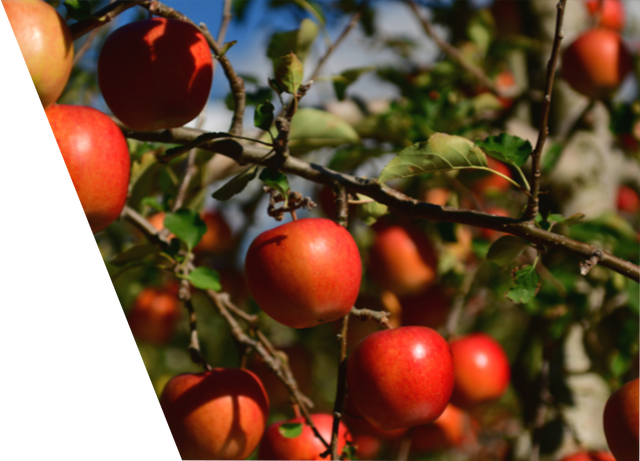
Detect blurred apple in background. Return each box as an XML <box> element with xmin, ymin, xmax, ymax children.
<box><xmin>585</xmin><ymin>0</ymin><xmax>625</xmax><ymax>31</ymax></box>
<box><xmin>128</xmin><ymin>285</ymin><xmax>181</xmax><ymax>345</ymax></box>
<box><xmin>603</xmin><ymin>378</ymin><xmax>639</xmax><ymax>461</ymax></box>
<box><xmin>411</xmin><ymin>404</ymin><xmax>469</xmax><ymax>453</ymax></box>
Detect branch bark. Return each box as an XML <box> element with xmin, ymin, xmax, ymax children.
<box><xmin>69</xmin><ymin>1</ymin><xmax>146</xmax><ymax>40</ymax></box>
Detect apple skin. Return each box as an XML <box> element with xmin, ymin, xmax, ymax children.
<box><xmin>352</xmin><ymin>434</ymin><xmax>381</xmax><ymax>460</ymax></box>
<box><xmin>98</xmin><ymin>17</ymin><xmax>213</xmax><ymax>131</ymax></box>
<box><xmin>562</xmin><ymin>29</ymin><xmax>632</xmax><ymax>99</ymax></box>
<box><xmin>449</xmin><ymin>333</ymin><xmax>511</xmax><ymax>411</ymax></box>
<box><xmin>603</xmin><ymin>378</ymin><xmax>639</xmax><ymax>461</ymax></box>
<box><xmin>368</xmin><ymin>226</ymin><xmax>438</xmax><ymax>297</ymax></box>
<box><xmin>616</xmin><ymin>185</ymin><xmax>640</xmax><ymax>214</ymax></box>
<box><xmin>194</xmin><ymin>210</ymin><xmax>233</xmax><ymax>255</ymax></box>
<box><xmin>411</xmin><ymin>404</ymin><xmax>467</xmax><ymax>453</ymax></box>
<box><xmin>160</xmin><ymin>368</ymin><xmax>270</xmax><ymax>460</ymax></box>
<box><xmin>53</xmin><ymin>423</ymin><xmax>125</xmax><ymax>461</ymax></box>
<box><xmin>0</xmin><ymin>105</ymin><xmax>130</xmax><ymax>241</ymax></box>
<box><xmin>128</xmin><ymin>285</ymin><xmax>180</xmax><ymax>345</ymax></box>
<box><xmin>346</xmin><ymin>326</ymin><xmax>454</xmax><ymax>430</ymax></box>
<box><xmin>343</xmin><ymin>396</ymin><xmax>407</xmax><ymax>440</ymax></box>
<box><xmin>244</xmin><ymin>218</ymin><xmax>362</xmax><ymax>329</ymax></box>
<box><xmin>3</xmin><ymin>0</ymin><xmax>74</xmax><ymax>108</ymax></box>
<box><xmin>0</xmin><ymin>266</ymin><xmax>43</xmax><ymax>347</ymax></box>
<box><xmin>586</xmin><ymin>0</ymin><xmax>625</xmax><ymax>31</ymax></box>
<box><xmin>258</xmin><ymin>413</ymin><xmax>351</xmax><ymax>460</ymax></box>
<box><xmin>560</xmin><ymin>451</ymin><xmax>617</xmax><ymax>461</ymax></box>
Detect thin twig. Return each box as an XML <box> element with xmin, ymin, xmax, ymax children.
<box><xmin>172</xmin><ymin>112</ymin><xmax>206</xmax><ymax>211</ymax></box>
<box><xmin>579</xmin><ymin>249</ymin><xmax>603</xmax><ymax>276</ymax></box>
<box><xmin>72</xmin><ymin>27</ymin><xmax>100</xmax><ymax>66</ymax></box>
<box><xmin>69</xmin><ymin>1</ymin><xmax>146</xmax><ymax>40</ymax></box>
<box><xmin>530</xmin><ymin>356</ymin><xmax>552</xmax><ymax>461</ymax></box>
<box><xmin>350</xmin><ymin>307</ymin><xmax>393</xmax><ymax>329</ymax></box>
<box><xmin>213</xmin><ymin>0</ymin><xmax>233</xmax><ymax>76</ymax></box>
<box><xmin>334</xmin><ymin>185</ymin><xmax>349</xmax><ymax>228</ymax></box>
<box><xmin>445</xmin><ymin>264</ymin><xmax>479</xmax><ymax>339</ymax></box>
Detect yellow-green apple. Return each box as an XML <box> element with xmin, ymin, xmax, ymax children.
<box><xmin>0</xmin><ymin>105</ymin><xmax>130</xmax><ymax>241</ymax></box>
<box><xmin>258</xmin><ymin>413</ymin><xmax>351</xmax><ymax>460</ymax></box>
<box><xmin>3</xmin><ymin>0</ymin><xmax>73</xmax><ymax>108</ymax></box>
<box><xmin>0</xmin><ymin>266</ymin><xmax>43</xmax><ymax>346</ymax></box>
<box><xmin>346</xmin><ymin>326</ymin><xmax>454</xmax><ymax>430</ymax></box>
<box><xmin>603</xmin><ymin>378</ymin><xmax>639</xmax><ymax>461</ymax></box>
<box><xmin>562</xmin><ymin>29</ymin><xmax>632</xmax><ymax>99</ymax></box>
<box><xmin>53</xmin><ymin>423</ymin><xmax>125</xmax><ymax>461</ymax></box>
<box><xmin>244</xmin><ymin>218</ymin><xmax>362</xmax><ymax>329</ymax></box>
<box><xmin>127</xmin><ymin>285</ymin><xmax>180</xmax><ymax>345</ymax></box>
<box><xmin>160</xmin><ymin>369</ymin><xmax>269</xmax><ymax>460</ymax></box>
<box><xmin>450</xmin><ymin>333</ymin><xmax>511</xmax><ymax>410</ymax></box>
<box><xmin>98</xmin><ymin>17</ymin><xmax>213</xmax><ymax>131</ymax></box>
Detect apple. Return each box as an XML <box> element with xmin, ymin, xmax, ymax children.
<box><xmin>400</xmin><ymin>285</ymin><xmax>451</xmax><ymax>330</ymax></box>
<box><xmin>495</xmin><ymin>71</ymin><xmax>517</xmax><ymax>109</ymax></box>
<box><xmin>421</xmin><ymin>187</ymin><xmax>450</xmax><ymax>206</ymax></box>
<box><xmin>0</xmin><ymin>105</ymin><xmax>130</xmax><ymax>241</ymax></box>
<box><xmin>562</xmin><ymin>29</ymin><xmax>632</xmax><ymax>99</ymax></box>
<box><xmin>244</xmin><ymin>218</ymin><xmax>362</xmax><ymax>329</ymax></box>
<box><xmin>585</xmin><ymin>0</ymin><xmax>625</xmax><ymax>31</ymax></box>
<box><xmin>98</xmin><ymin>17</ymin><xmax>213</xmax><ymax>131</ymax></box>
<box><xmin>258</xmin><ymin>413</ymin><xmax>351</xmax><ymax>460</ymax></box>
<box><xmin>53</xmin><ymin>423</ymin><xmax>125</xmax><ymax>461</ymax></box>
<box><xmin>160</xmin><ymin>368</ymin><xmax>269</xmax><ymax>460</ymax></box>
<box><xmin>194</xmin><ymin>210</ymin><xmax>233</xmax><ymax>255</ymax></box>
<box><xmin>343</xmin><ymin>395</ymin><xmax>407</xmax><ymax>440</ymax></box>
<box><xmin>44</xmin><ymin>322</ymin><xmax>97</xmax><ymax>360</ymax></box>
<box><xmin>560</xmin><ymin>451</ymin><xmax>617</xmax><ymax>461</ymax></box>
<box><xmin>3</xmin><ymin>0</ymin><xmax>74</xmax><ymax>108</ymax></box>
<box><xmin>346</xmin><ymin>326</ymin><xmax>454</xmax><ymax>430</ymax></box>
<box><xmin>616</xmin><ymin>185</ymin><xmax>640</xmax><ymax>214</ymax></box>
<box><xmin>603</xmin><ymin>378</ymin><xmax>639</xmax><ymax>461</ymax></box>
<box><xmin>351</xmin><ymin>434</ymin><xmax>381</xmax><ymax>460</ymax></box>
<box><xmin>449</xmin><ymin>333</ymin><xmax>511</xmax><ymax>410</ymax></box>
<box><xmin>128</xmin><ymin>285</ymin><xmax>181</xmax><ymax>345</ymax></box>
<box><xmin>480</xmin><ymin>207</ymin><xmax>510</xmax><ymax>241</ymax></box>
<box><xmin>411</xmin><ymin>404</ymin><xmax>467</xmax><ymax>453</ymax></box>
<box><xmin>0</xmin><ymin>266</ymin><xmax>43</xmax><ymax>347</ymax></box>
<box><xmin>368</xmin><ymin>225</ymin><xmax>438</xmax><ymax>296</ymax></box>
<box><xmin>471</xmin><ymin>157</ymin><xmax>512</xmax><ymax>196</ymax></box>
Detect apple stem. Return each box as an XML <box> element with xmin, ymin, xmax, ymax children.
<box><xmin>291</xmin><ymin>403</ymin><xmax>302</xmax><ymax>419</ymax></box>
<box><xmin>291</xmin><ymin>209</ymin><xmax>298</xmax><ymax>221</ymax></box>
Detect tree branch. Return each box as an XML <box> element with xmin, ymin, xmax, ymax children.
<box><xmin>68</xmin><ymin>1</ymin><xmax>146</xmax><ymax>40</ymax></box>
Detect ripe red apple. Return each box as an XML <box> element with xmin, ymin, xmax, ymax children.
<box><xmin>98</xmin><ymin>17</ymin><xmax>213</xmax><ymax>131</ymax></box>
<box><xmin>586</xmin><ymin>0</ymin><xmax>625</xmax><ymax>31</ymax></box>
<box><xmin>160</xmin><ymin>368</ymin><xmax>269</xmax><ymax>460</ymax></box>
<box><xmin>603</xmin><ymin>378</ymin><xmax>639</xmax><ymax>461</ymax></box>
<box><xmin>560</xmin><ymin>451</ymin><xmax>617</xmax><ymax>461</ymax></box>
<box><xmin>449</xmin><ymin>333</ymin><xmax>511</xmax><ymax>410</ymax></box>
<box><xmin>472</xmin><ymin>157</ymin><xmax>512</xmax><ymax>196</ymax></box>
<box><xmin>53</xmin><ymin>423</ymin><xmax>125</xmax><ymax>461</ymax></box>
<box><xmin>245</xmin><ymin>218</ymin><xmax>362</xmax><ymax>329</ymax></box>
<box><xmin>562</xmin><ymin>29</ymin><xmax>632</xmax><ymax>99</ymax></box>
<box><xmin>343</xmin><ymin>396</ymin><xmax>407</xmax><ymax>440</ymax></box>
<box><xmin>411</xmin><ymin>404</ymin><xmax>467</xmax><ymax>453</ymax></box>
<box><xmin>0</xmin><ymin>267</ymin><xmax>43</xmax><ymax>347</ymax></box>
<box><xmin>128</xmin><ymin>285</ymin><xmax>181</xmax><ymax>345</ymax></box>
<box><xmin>346</xmin><ymin>326</ymin><xmax>454</xmax><ymax>430</ymax></box>
<box><xmin>258</xmin><ymin>413</ymin><xmax>351</xmax><ymax>460</ymax></box>
<box><xmin>0</xmin><ymin>105</ymin><xmax>130</xmax><ymax>241</ymax></box>
<box><xmin>3</xmin><ymin>0</ymin><xmax>74</xmax><ymax>108</ymax></box>
<box><xmin>400</xmin><ymin>285</ymin><xmax>451</xmax><ymax>330</ymax></box>
<box><xmin>194</xmin><ymin>210</ymin><xmax>233</xmax><ymax>255</ymax></box>
<box><xmin>44</xmin><ymin>322</ymin><xmax>97</xmax><ymax>360</ymax></box>
<box><xmin>351</xmin><ymin>434</ymin><xmax>381</xmax><ymax>460</ymax></box>
<box><xmin>368</xmin><ymin>225</ymin><xmax>438</xmax><ymax>296</ymax></box>
<box><xmin>495</xmin><ymin>71</ymin><xmax>517</xmax><ymax>109</ymax></box>
<box><xmin>617</xmin><ymin>185</ymin><xmax>640</xmax><ymax>214</ymax></box>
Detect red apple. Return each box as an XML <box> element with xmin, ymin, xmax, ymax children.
<box><xmin>411</xmin><ymin>404</ymin><xmax>467</xmax><ymax>453</ymax></box>
<box><xmin>603</xmin><ymin>378</ymin><xmax>639</xmax><ymax>461</ymax></box>
<box><xmin>98</xmin><ymin>17</ymin><xmax>213</xmax><ymax>131</ymax></box>
<box><xmin>368</xmin><ymin>226</ymin><xmax>438</xmax><ymax>296</ymax></box>
<box><xmin>472</xmin><ymin>157</ymin><xmax>512</xmax><ymax>196</ymax></box>
<box><xmin>258</xmin><ymin>413</ymin><xmax>351</xmax><ymax>460</ymax></box>
<box><xmin>449</xmin><ymin>333</ymin><xmax>511</xmax><ymax>410</ymax></box>
<box><xmin>53</xmin><ymin>423</ymin><xmax>125</xmax><ymax>461</ymax></box>
<box><xmin>146</xmin><ymin>212</ymin><xmax>177</xmax><ymax>240</ymax></box>
<box><xmin>560</xmin><ymin>451</ymin><xmax>617</xmax><ymax>461</ymax></box>
<box><xmin>421</xmin><ymin>187</ymin><xmax>450</xmax><ymax>207</ymax></box>
<box><xmin>128</xmin><ymin>285</ymin><xmax>181</xmax><ymax>345</ymax></box>
<box><xmin>495</xmin><ymin>71</ymin><xmax>517</xmax><ymax>109</ymax></box>
<box><xmin>616</xmin><ymin>185</ymin><xmax>640</xmax><ymax>214</ymax></box>
<box><xmin>3</xmin><ymin>0</ymin><xmax>74</xmax><ymax>108</ymax></box>
<box><xmin>586</xmin><ymin>0</ymin><xmax>625</xmax><ymax>31</ymax></box>
<box><xmin>245</xmin><ymin>218</ymin><xmax>361</xmax><ymax>329</ymax></box>
<box><xmin>0</xmin><ymin>105</ymin><xmax>130</xmax><ymax>241</ymax></box>
<box><xmin>401</xmin><ymin>285</ymin><xmax>451</xmax><ymax>330</ymax></box>
<box><xmin>160</xmin><ymin>368</ymin><xmax>270</xmax><ymax>460</ymax></box>
<box><xmin>194</xmin><ymin>210</ymin><xmax>233</xmax><ymax>255</ymax></box>
<box><xmin>562</xmin><ymin>29</ymin><xmax>632</xmax><ymax>99</ymax></box>
<box><xmin>346</xmin><ymin>326</ymin><xmax>454</xmax><ymax>430</ymax></box>
<box><xmin>0</xmin><ymin>267</ymin><xmax>43</xmax><ymax>346</ymax></box>
<box><xmin>343</xmin><ymin>396</ymin><xmax>407</xmax><ymax>440</ymax></box>
<box><xmin>352</xmin><ymin>434</ymin><xmax>381</xmax><ymax>460</ymax></box>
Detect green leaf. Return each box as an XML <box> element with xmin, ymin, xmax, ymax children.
<box><xmin>187</xmin><ymin>267</ymin><xmax>222</xmax><ymax>291</ymax></box>
<box><xmin>356</xmin><ymin>194</ymin><xmax>388</xmax><ymax>225</ymax></box>
<box><xmin>506</xmin><ymin>265</ymin><xmax>541</xmax><ymax>304</ymax></box>
<box><xmin>332</xmin><ymin>67</ymin><xmax>375</xmax><ymax>101</ymax></box>
<box><xmin>379</xmin><ymin>133</ymin><xmax>487</xmax><ymax>183</ymax></box>
<box><xmin>259</xmin><ymin>167</ymin><xmax>290</xmax><ymax>198</ymax></box>
<box><xmin>267</xmin><ymin>18</ymin><xmax>318</xmax><ymax>64</ymax></box>
<box><xmin>273</xmin><ymin>52</ymin><xmax>304</xmax><ymax>95</ymax></box>
<box><xmin>110</xmin><ymin>243</ymin><xmax>160</xmax><ymax>266</ymax></box>
<box><xmin>212</xmin><ymin>166</ymin><xmax>259</xmax><ymax>201</ymax></box>
<box><xmin>141</xmin><ymin>196</ymin><xmax>164</xmax><ymax>213</ymax></box>
<box><xmin>278</xmin><ymin>422</ymin><xmax>304</xmax><ymax>439</ymax></box>
<box><xmin>63</xmin><ymin>0</ymin><xmax>92</xmax><ymax>20</ymax></box>
<box><xmin>476</xmin><ymin>133</ymin><xmax>532</xmax><ymax>167</ymax></box>
<box><xmin>163</xmin><ymin>209</ymin><xmax>207</xmax><ymax>251</ymax></box>
<box><xmin>487</xmin><ymin>236</ymin><xmax>528</xmax><ymax>266</ymax></box>
<box><xmin>292</xmin><ymin>0</ymin><xmax>325</xmax><ymax>25</ymax></box>
<box><xmin>284</xmin><ymin>108</ymin><xmax>360</xmax><ymax>155</ymax></box>
<box><xmin>254</xmin><ymin>101</ymin><xmax>275</xmax><ymax>131</ymax></box>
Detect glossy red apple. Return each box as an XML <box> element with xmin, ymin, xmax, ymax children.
<box><xmin>3</xmin><ymin>0</ymin><xmax>74</xmax><ymax>108</ymax></box>
<box><xmin>53</xmin><ymin>423</ymin><xmax>125</xmax><ymax>461</ymax></box>
<box><xmin>346</xmin><ymin>326</ymin><xmax>454</xmax><ymax>430</ymax></box>
<box><xmin>617</xmin><ymin>185</ymin><xmax>640</xmax><ymax>213</ymax></box>
<box><xmin>603</xmin><ymin>378</ymin><xmax>639</xmax><ymax>461</ymax></box>
<box><xmin>562</xmin><ymin>29</ymin><xmax>632</xmax><ymax>99</ymax></box>
<box><xmin>411</xmin><ymin>404</ymin><xmax>467</xmax><ymax>453</ymax></box>
<box><xmin>401</xmin><ymin>285</ymin><xmax>451</xmax><ymax>330</ymax></box>
<box><xmin>128</xmin><ymin>285</ymin><xmax>180</xmax><ymax>345</ymax></box>
<box><xmin>560</xmin><ymin>451</ymin><xmax>617</xmax><ymax>461</ymax></box>
<box><xmin>194</xmin><ymin>210</ymin><xmax>233</xmax><ymax>255</ymax></box>
<box><xmin>0</xmin><ymin>105</ymin><xmax>130</xmax><ymax>241</ymax></box>
<box><xmin>368</xmin><ymin>225</ymin><xmax>438</xmax><ymax>296</ymax></box>
<box><xmin>0</xmin><ymin>267</ymin><xmax>43</xmax><ymax>346</ymax></box>
<box><xmin>98</xmin><ymin>17</ymin><xmax>213</xmax><ymax>131</ymax></box>
<box><xmin>586</xmin><ymin>0</ymin><xmax>625</xmax><ymax>31</ymax></box>
<box><xmin>472</xmin><ymin>157</ymin><xmax>512</xmax><ymax>196</ymax></box>
<box><xmin>160</xmin><ymin>368</ymin><xmax>269</xmax><ymax>460</ymax></box>
<box><xmin>450</xmin><ymin>333</ymin><xmax>511</xmax><ymax>410</ymax></box>
<box><xmin>244</xmin><ymin>218</ymin><xmax>361</xmax><ymax>329</ymax></box>
<box><xmin>258</xmin><ymin>413</ymin><xmax>351</xmax><ymax>460</ymax></box>
<box><xmin>343</xmin><ymin>396</ymin><xmax>407</xmax><ymax>440</ymax></box>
